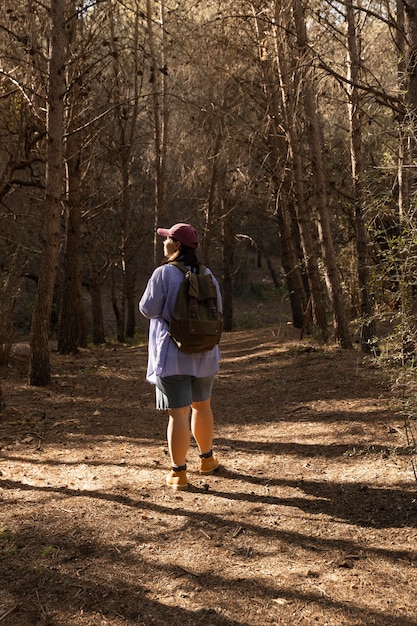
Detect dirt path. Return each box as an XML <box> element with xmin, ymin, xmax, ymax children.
<box><xmin>1</xmin><ymin>327</ymin><xmax>416</xmax><ymax>625</ymax></box>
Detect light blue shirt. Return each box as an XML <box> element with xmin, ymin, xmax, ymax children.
<box><xmin>139</xmin><ymin>263</ymin><xmax>222</xmax><ymax>384</ymax></box>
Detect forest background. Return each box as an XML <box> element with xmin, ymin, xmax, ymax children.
<box><xmin>1</xmin><ymin>0</ymin><xmax>417</xmax><ymax>390</ymax></box>
<box><xmin>2</xmin><ymin>3</ymin><xmax>417</xmax><ymax>623</ymax></box>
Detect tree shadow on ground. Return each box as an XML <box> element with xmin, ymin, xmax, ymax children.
<box><xmin>1</xmin><ymin>493</ymin><xmax>416</xmax><ymax>626</ymax></box>
<box><xmin>205</xmin><ymin>468</ymin><xmax>417</xmax><ymax>530</ymax></box>
<box><xmin>2</xmin><ymin>476</ymin><xmax>415</xmax><ymax>556</ymax></box>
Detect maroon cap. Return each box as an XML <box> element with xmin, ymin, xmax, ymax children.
<box><xmin>157</xmin><ymin>223</ymin><xmax>199</xmax><ymax>248</ymax></box>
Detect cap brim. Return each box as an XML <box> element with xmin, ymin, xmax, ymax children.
<box><xmin>157</xmin><ymin>228</ymin><xmax>170</xmax><ymax>237</ymax></box>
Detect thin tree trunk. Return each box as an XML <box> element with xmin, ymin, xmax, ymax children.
<box><xmin>29</xmin><ymin>0</ymin><xmax>65</xmax><ymax>385</ymax></box>
<box><xmin>57</xmin><ymin>202</ymin><xmax>82</xmax><ymax>354</ymax></box>
<box><xmin>147</xmin><ymin>0</ymin><xmax>168</xmax><ymax>264</ymax></box>
<box><xmin>252</xmin><ymin>4</ymin><xmax>308</xmax><ymax>329</ymax></box>
<box><xmin>293</xmin><ymin>0</ymin><xmax>352</xmax><ymax>349</ymax></box>
<box><xmin>118</xmin><ymin>145</ymin><xmax>136</xmax><ymax>338</ymax></box>
<box><xmin>275</xmin><ymin>195</ymin><xmax>307</xmax><ymax>329</ymax></box>
<box><xmin>57</xmin><ymin>1</ymin><xmax>87</xmax><ymax>354</ymax></box>
<box><xmin>397</xmin><ymin>0</ymin><xmax>410</xmax><ymax>220</ymax></box>
<box><xmin>111</xmin><ymin>266</ymin><xmax>125</xmax><ymax>343</ymax></box>
<box><xmin>108</xmin><ymin>3</ymin><xmax>143</xmax><ymax>339</ymax></box>
<box><xmin>345</xmin><ymin>0</ymin><xmax>377</xmax><ymax>353</ymax></box>
<box><xmin>262</xmin><ymin>247</ymin><xmax>281</xmax><ymax>290</ymax></box>
<box><xmin>222</xmin><ymin>203</ymin><xmax>234</xmax><ymax>331</ymax></box>
<box><xmin>87</xmin><ymin>228</ymin><xmax>105</xmax><ymax>345</ymax></box>
<box><xmin>202</xmin><ymin>128</ymin><xmax>223</xmax><ymax>266</ymax></box>
<box><xmin>273</xmin><ymin>4</ymin><xmax>329</xmax><ymax>342</ymax></box>
<box><xmin>399</xmin><ymin>0</ymin><xmax>417</xmax><ymax>354</ymax></box>
<box><xmin>404</xmin><ymin>0</ymin><xmax>417</xmax><ymax>116</ymax></box>
<box><xmin>57</xmin><ymin>112</ymin><xmax>85</xmax><ymax>353</ymax></box>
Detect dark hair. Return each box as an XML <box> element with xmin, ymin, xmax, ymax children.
<box><xmin>178</xmin><ymin>243</ymin><xmax>200</xmax><ymax>268</ymax></box>
<box><xmin>162</xmin><ymin>242</ymin><xmax>200</xmax><ymax>269</ymax></box>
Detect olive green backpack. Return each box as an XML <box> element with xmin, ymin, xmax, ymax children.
<box><xmin>168</xmin><ymin>261</ymin><xmax>223</xmax><ymax>353</ymax></box>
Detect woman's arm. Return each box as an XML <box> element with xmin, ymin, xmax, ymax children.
<box><xmin>139</xmin><ymin>268</ymin><xmax>166</xmax><ymax>319</ymax></box>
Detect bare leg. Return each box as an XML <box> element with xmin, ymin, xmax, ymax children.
<box><xmin>191</xmin><ymin>398</ymin><xmax>214</xmax><ymax>455</ymax></box>
<box><xmin>167</xmin><ymin>406</ymin><xmax>191</xmax><ymax>467</ymax></box>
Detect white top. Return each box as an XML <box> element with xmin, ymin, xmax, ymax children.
<box><xmin>139</xmin><ymin>263</ymin><xmax>222</xmax><ymax>383</ymax></box>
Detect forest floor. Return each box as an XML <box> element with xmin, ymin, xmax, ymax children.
<box><xmin>1</xmin><ymin>298</ymin><xmax>417</xmax><ymax>625</ymax></box>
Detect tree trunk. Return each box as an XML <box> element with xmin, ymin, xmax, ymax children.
<box><xmin>275</xmin><ymin>195</ymin><xmax>307</xmax><ymax>329</ymax></box>
<box><xmin>86</xmin><ymin>228</ymin><xmax>105</xmax><ymax>345</ymax></box>
<box><xmin>273</xmin><ymin>5</ymin><xmax>329</xmax><ymax>342</ymax></box>
<box><xmin>57</xmin><ymin>95</ymin><xmax>86</xmax><ymax>353</ymax></box>
<box><xmin>404</xmin><ymin>0</ymin><xmax>417</xmax><ymax>116</ymax></box>
<box><xmin>262</xmin><ymin>248</ymin><xmax>281</xmax><ymax>290</ymax></box>
<box><xmin>293</xmin><ymin>0</ymin><xmax>352</xmax><ymax>349</ymax></box>
<box><xmin>397</xmin><ymin>0</ymin><xmax>410</xmax><ymax>220</ymax></box>
<box><xmin>202</xmin><ymin>127</ymin><xmax>224</xmax><ymax>266</ymax></box>
<box><xmin>29</xmin><ymin>0</ymin><xmax>66</xmax><ymax>385</ymax></box>
<box><xmin>222</xmin><ymin>203</ymin><xmax>234</xmax><ymax>331</ymax></box>
<box><xmin>252</xmin><ymin>6</ymin><xmax>308</xmax><ymax>330</ymax></box>
<box><xmin>399</xmin><ymin>0</ymin><xmax>417</xmax><ymax>353</ymax></box>
<box><xmin>120</xmin><ymin>158</ymin><xmax>136</xmax><ymax>338</ymax></box>
<box><xmin>345</xmin><ymin>0</ymin><xmax>378</xmax><ymax>353</ymax></box>
<box><xmin>147</xmin><ymin>0</ymin><xmax>168</xmax><ymax>264</ymax></box>
<box><xmin>57</xmin><ymin>201</ymin><xmax>83</xmax><ymax>354</ymax></box>
<box><xmin>111</xmin><ymin>267</ymin><xmax>125</xmax><ymax>343</ymax></box>
<box><xmin>108</xmin><ymin>3</ymin><xmax>143</xmax><ymax>339</ymax></box>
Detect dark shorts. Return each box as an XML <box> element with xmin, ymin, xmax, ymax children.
<box><xmin>155</xmin><ymin>375</ymin><xmax>214</xmax><ymax>410</ymax></box>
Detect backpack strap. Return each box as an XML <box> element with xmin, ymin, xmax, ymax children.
<box><xmin>169</xmin><ymin>260</ymin><xmax>188</xmax><ymax>274</ymax></box>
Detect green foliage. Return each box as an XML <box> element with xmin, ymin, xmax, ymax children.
<box><xmin>367</xmin><ymin>208</ymin><xmax>417</xmax><ymax>357</ymax></box>
<box><xmin>41</xmin><ymin>546</ymin><xmax>56</xmax><ymax>558</ymax></box>
<box><xmin>371</xmin><ymin>327</ymin><xmax>417</xmax><ymax>480</ymax></box>
<box><xmin>0</xmin><ymin>527</ymin><xmax>17</xmax><ymax>560</ymax></box>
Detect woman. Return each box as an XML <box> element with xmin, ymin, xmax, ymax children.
<box><xmin>139</xmin><ymin>223</ymin><xmax>221</xmax><ymax>491</ymax></box>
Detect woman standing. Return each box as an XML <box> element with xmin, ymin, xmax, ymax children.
<box><xmin>139</xmin><ymin>223</ymin><xmax>221</xmax><ymax>491</ymax></box>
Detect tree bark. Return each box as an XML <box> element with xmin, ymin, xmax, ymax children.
<box><xmin>345</xmin><ymin>0</ymin><xmax>377</xmax><ymax>353</ymax></box>
<box><xmin>273</xmin><ymin>3</ymin><xmax>329</xmax><ymax>342</ymax></box>
<box><xmin>202</xmin><ymin>128</ymin><xmax>224</xmax><ymax>267</ymax></box>
<box><xmin>107</xmin><ymin>2</ymin><xmax>143</xmax><ymax>339</ymax></box>
<box><xmin>222</xmin><ymin>203</ymin><xmax>234</xmax><ymax>331</ymax></box>
<box><xmin>57</xmin><ymin>200</ymin><xmax>83</xmax><ymax>354</ymax></box>
<box><xmin>293</xmin><ymin>0</ymin><xmax>352</xmax><ymax>349</ymax></box>
<box><xmin>29</xmin><ymin>0</ymin><xmax>66</xmax><ymax>385</ymax></box>
<box><xmin>397</xmin><ymin>0</ymin><xmax>410</xmax><ymax>219</ymax></box>
<box><xmin>87</xmin><ymin>232</ymin><xmax>105</xmax><ymax>345</ymax></box>
<box><xmin>147</xmin><ymin>0</ymin><xmax>168</xmax><ymax>264</ymax></box>
<box><xmin>57</xmin><ymin>69</ymin><xmax>86</xmax><ymax>353</ymax></box>
<box><xmin>275</xmin><ymin>195</ymin><xmax>307</xmax><ymax>329</ymax></box>
<box><xmin>252</xmin><ymin>4</ymin><xmax>308</xmax><ymax>330</ymax></box>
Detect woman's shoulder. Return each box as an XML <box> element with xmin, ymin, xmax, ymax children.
<box><xmin>150</xmin><ymin>263</ymin><xmax>185</xmax><ymax>285</ymax></box>
<box><xmin>151</xmin><ymin>263</ymin><xmax>178</xmax><ymax>277</ymax></box>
